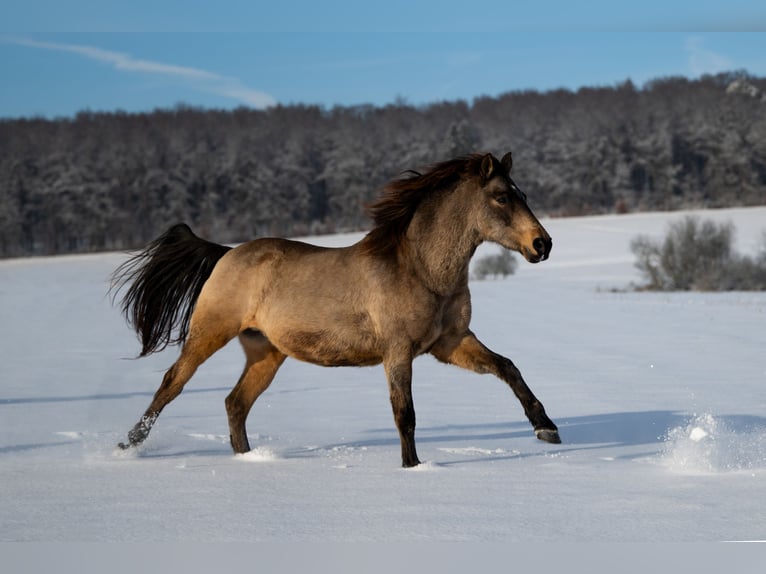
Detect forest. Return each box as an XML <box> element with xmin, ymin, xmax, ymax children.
<box><xmin>1</xmin><ymin>71</ymin><xmax>765</xmax><ymax>257</ymax></box>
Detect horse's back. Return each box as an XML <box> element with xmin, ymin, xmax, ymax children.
<box><xmin>231</xmin><ymin>236</ymin><xmax>334</xmax><ymax>261</ymax></box>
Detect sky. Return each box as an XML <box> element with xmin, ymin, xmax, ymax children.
<box><xmin>1</xmin><ymin>1</ymin><xmax>766</xmax><ymax>119</ymax></box>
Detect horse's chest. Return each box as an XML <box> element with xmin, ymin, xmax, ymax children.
<box><xmin>407</xmin><ymin>302</ymin><xmax>450</xmax><ymax>356</ymax></box>
<box><xmin>414</xmin><ymin>327</ymin><xmax>442</xmax><ymax>356</ymax></box>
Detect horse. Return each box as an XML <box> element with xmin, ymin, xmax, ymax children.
<box><xmin>111</xmin><ymin>152</ymin><xmax>559</xmax><ymax>467</ymax></box>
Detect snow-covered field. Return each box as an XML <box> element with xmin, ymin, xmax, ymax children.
<box><xmin>2</xmin><ymin>207</ymin><xmax>765</xmax><ymax>548</ymax></box>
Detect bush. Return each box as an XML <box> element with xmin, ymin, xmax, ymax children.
<box><xmin>759</xmin><ymin>231</ymin><xmax>766</xmax><ymax>265</ymax></box>
<box><xmin>630</xmin><ymin>216</ymin><xmax>766</xmax><ymax>291</ymax></box>
<box><xmin>473</xmin><ymin>250</ymin><xmax>517</xmax><ymax>280</ymax></box>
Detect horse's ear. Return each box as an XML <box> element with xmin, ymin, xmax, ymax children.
<box><xmin>501</xmin><ymin>152</ymin><xmax>513</xmax><ymax>174</ymax></box>
<box><xmin>480</xmin><ymin>153</ymin><xmax>496</xmax><ymax>182</ymax></box>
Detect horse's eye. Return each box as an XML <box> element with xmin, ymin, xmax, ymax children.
<box><xmin>494</xmin><ymin>194</ymin><xmax>509</xmax><ymax>206</ymax></box>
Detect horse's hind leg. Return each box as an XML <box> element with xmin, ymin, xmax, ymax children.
<box><xmin>119</xmin><ymin>328</ymin><xmax>234</xmax><ymax>449</ymax></box>
<box><xmin>431</xmin><ymin>331</ymin><xmax>560</xmax><ymax>444</ymax></box>
<box><xmin>225</xmin><ymin>331</ymin><xmax>286</xmax><ymax>454</ymax></box>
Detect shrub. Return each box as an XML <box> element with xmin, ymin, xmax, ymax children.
<box><xmin>473</xmin><ymin>250</ymin><xmax>517</xmax><ymax>280</ymax></box>
<box><xmin>759</xmin><ymin>231</ymin><xmax>766</xmax><ymax>265</ymax></box>
<box><xmin>631</xmin><ymin>216</ymin><xmax>766</xmax><ymax>291</ymax></box>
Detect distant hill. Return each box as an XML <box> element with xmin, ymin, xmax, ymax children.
<box><xmin>1</xmin><ymin>71</ymin><xmax>765</xmax><ymax>257</ymax></box>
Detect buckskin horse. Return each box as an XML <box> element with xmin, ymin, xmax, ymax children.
<box><xmin>112</xmin><ymin>152</ymin><xmax>559</xmax><ymax>467</ymax></box>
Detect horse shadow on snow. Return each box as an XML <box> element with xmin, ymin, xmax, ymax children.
<box><xmin>308</xmin><ymin>410</ymin><xmax>766</xmax><ymax>466</ymax></box>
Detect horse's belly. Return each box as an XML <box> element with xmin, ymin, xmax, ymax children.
<box><xmin>275</xmin><ymin>329</ymin><xmax>383</xmax><ymax>368</ymax></box>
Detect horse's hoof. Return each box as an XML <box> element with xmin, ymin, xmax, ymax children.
<box><xmin>117</xmin><ymin>441</ymin><xmax>132</xmax><ymax>450</ymax></box>
<box><xmin>535</xmin><ymin>429</ymin><xmax>561</xmax><ymax>444</ymax></box>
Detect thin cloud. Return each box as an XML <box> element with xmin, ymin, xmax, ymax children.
<box><xmin>685</xmin><ymin>36</ymin><xmax>734</xmax><ymax>77</ymax></box>
<box><xmin>6</xmin><ymin>36</ymin><xmax>277</xmax><ymax>109</ymax></box>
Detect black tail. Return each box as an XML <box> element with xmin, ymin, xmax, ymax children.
<box><xmin>110</xmin><ymin>224</ymin><xmax>232</xmax><ymax>356</ymax></box>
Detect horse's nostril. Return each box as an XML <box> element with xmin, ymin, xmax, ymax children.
<box><xmin>533</xmin><ymin>237</ymin><xmax>547</xmax><ymax>255</ymax></box>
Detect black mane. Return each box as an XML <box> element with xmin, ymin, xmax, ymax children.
<box><xmin>361</xmin><ymin>154</ymin><xmax>487</xmax><ymax>256</ymax></box>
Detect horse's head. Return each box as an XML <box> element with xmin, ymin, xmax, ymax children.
<box><xmin>473</xmin><ymin>152</ymin><xmax>551</xmax><ymax>263</ymax></box>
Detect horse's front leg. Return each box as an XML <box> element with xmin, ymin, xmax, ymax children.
<box><xmin>384</xmin><ymin>357</ymin><xmax>421</xmax><ymax>467</ymax></box>
<box><xmin>431</xmin><ymin>331</ymin><xmax>560</xmax><ymax>444</ymax></box>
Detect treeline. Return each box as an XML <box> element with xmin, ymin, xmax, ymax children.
<box><xmin>1</xmin><ymin>71</ymin><xmax>765</xmax><ymax>257</ymax></box>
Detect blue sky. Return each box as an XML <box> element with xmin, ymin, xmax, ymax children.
<box><xmin>2</xmin><ymin>1</ymin><xmax>766</xmax><ymax>118</ymax></box>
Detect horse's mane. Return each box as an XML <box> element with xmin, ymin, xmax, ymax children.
<box><xmin>361</xmin><ymin>154</ymin><xmax>487</xmax><ymax>256</ymax></box>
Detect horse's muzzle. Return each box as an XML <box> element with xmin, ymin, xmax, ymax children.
<box><xmin>527</xmin><ymin>236</ymin><xmax>552</xmax><ymax>263</ymax></box>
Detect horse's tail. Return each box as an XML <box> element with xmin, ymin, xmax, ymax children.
<box><xmin>111</xmin><ymin>224</ymin><xmax>232</xmax><ymax>357</ymax></box>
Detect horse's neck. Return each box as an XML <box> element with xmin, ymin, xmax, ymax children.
<box><xmin>404</xmin><ymin>197</ymin><xmax>480</xmax><ymax>295</ymax></box>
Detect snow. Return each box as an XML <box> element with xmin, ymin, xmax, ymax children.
<box><xmin>1</xmin><ymin>206</ymin><xmax>765</xmax><ymax>547</ymax></box>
